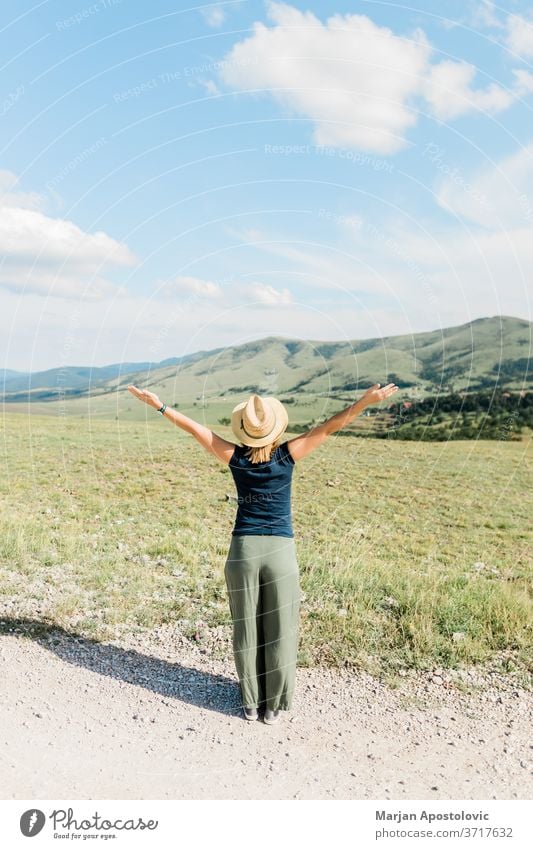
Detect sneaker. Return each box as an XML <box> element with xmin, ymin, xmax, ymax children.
<box><xmin>263</xmin><ymin>708</ymin><xmax>280</xmax><ymax>725</ymax></box>
<box><xmin>242</xmin><ymin>706</ymin><xmax>258</xmax><ymax>721</ymax></box>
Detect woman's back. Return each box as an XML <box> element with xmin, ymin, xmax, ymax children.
<box><xmin>228</xmin><ymin>441</ymin><xmax>295</xmax><ymax>537</ymax></box>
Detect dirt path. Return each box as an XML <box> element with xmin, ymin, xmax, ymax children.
<box><xmin>0</xmin><ymin>626</ymin><xmax>531</xmax><ymax>800</ymax></box>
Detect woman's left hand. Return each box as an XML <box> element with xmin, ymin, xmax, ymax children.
<box><xmin>127</xmin><ymin>384</ymin><xmax>162</xmax><ymax>410</ymax></box>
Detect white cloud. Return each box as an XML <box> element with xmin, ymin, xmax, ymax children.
<box><xmin>217</xmin><ymin>1</ymin><xmax>431</xmax><ymax>154</ymax></box>
<box><xmin>217</xmin><ymin>2</ymin><xmax>533</xmax><ymax>150</ymax></box>
<box><xmin>0</xmin><ymin>171</ymin><xmax>137</xmax><ymax>298</ymax></box>
<box><xmin>321</xmin><ymin>213</ymin><xmax>532</xmax><ymax>330</ymax></box>
<box><xmin>423</xmin><ymin>59</ymin><xmax>519</xmax><ymax>120</ymax></box>
<box><xmin>158</xmin><ymin>275</ymin><xmax>223</xmax><ymax>298</ymax></box>
<box><xmin>0</xmin><ymin>207</ymin><xmax>133</xmax><ymax>266</ymax></box>
<box><xmin>243</xmin><ymin>281</ymin><xmax>293</xmax><ymax>305</ymax></box>
<box><xmin>200</xmin><ymin>5</ymin><xmax>226</xmax><ymax>28</ymax></box>
<box><xmin>437</xmin><ymin>2</ymin><xmax>503</xmax><ymax>32</ymax></box>
<box><xmin>157</xmin><ymin>274</ymin><xmax>293</xmax><ymax>306</ymax></box>
<box><xmin>435</xmin><ymin>142</ymin><xmax>533</xmax><ymax>229</ymax></box>
<box><xmin>199</xmin><ymin>79</ymin><xmax>220</xmax><ymax>95</ymax></box>
<box><xmin>513</xmin><ymin>68</ymin><xmax>533</xmax><ymax>95</ymax></box>
<box><xmin>470</xmin><ymin>1</ymin><xmax>502</xmax><ymax>30</ymax></box>
<box><xmin>390</xmin><ymin>223</ymin><xmax>532</xmax><ymax>316</ymax></box>
<box><xmin>224</xmin><ymin>224</ymin><xmax>364</xmax><ymax>288</ymax></box>
<box><xmin>0</xmin><ymin>169</ymin><xmax>43</xmax><ymax>211</ymax></box>
<box><xmin>505</xmin><ymin>12</ymin><xmax>533</xmax><ymax>59</ymax></box>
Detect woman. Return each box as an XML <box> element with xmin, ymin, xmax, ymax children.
<box><xmin>127</xmin><ymin>381</ymin><xmax>398</xmax><ymax>725</ymax></box>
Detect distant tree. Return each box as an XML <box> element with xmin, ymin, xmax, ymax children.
<box><xmin>386</xmin><ymin>372</ymin><xmax>415</xmax><ymax>388</ymax></box>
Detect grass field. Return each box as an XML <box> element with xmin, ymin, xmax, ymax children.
<box><xmin>1</xmin><ymin>410</ymin><xmax>531</xmax><ymax>685</ymax></box>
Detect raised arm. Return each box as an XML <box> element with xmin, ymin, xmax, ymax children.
<box><xmin>127</xmin><ymin>385</ymin><xmax>235</xmax><ymax>464</ymax></box>
<box><xmin>286</xmin><ymin>382</ymin><xmax>398</xmax><ymax>462</ymax></box>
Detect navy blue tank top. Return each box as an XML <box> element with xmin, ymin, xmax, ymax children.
<box><xmin>228</xmin><ymin>441</ymin><xmax>295</xmax><ymax>537</ymax></box>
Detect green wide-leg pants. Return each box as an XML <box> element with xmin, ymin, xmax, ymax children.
<box><xmin>224</xmin><ymin>534</ymin><xmax>301</xmax><ymax>712</ymax></box>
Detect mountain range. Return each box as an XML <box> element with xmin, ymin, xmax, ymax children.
<box><xmin>2</xmin><ymin>316</ymin><xmax>530</xmax><ymax>420</ymax></box>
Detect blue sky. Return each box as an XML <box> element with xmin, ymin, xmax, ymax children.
<box><xmin>1</xmin><ymin>0</ymin><xmax>532</xmax><ymax>370</ymax></box>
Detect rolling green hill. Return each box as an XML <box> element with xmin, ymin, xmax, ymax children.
<box><xmin>0</xmin><ymin>350</ymin><xmax>223</xmax><ymax>393</ymax></box>
<box><xmin>2</xmin><ymin>316</ymin><xmax>530</xmax><ymax>432</ymax></box>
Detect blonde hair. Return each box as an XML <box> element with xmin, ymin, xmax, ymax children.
<box><xmin>243</xmin><ymin>436</ymin><xmax>283</xmax><ymax>464</ymax></box>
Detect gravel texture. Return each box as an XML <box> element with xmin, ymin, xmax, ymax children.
<box><xmin>0</xmin><ymin>623</ymin><xmax>531</xmax><ymax>800</ymax></box>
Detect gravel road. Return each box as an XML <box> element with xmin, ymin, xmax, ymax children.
<box><xmin>1</xmin><ymin>623</ymin><xmax>531</xmax><ymax>800</ymax></box>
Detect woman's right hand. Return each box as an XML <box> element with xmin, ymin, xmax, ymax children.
<box><xmin>361</xmin><ymin>382</ymin><xmax>399</xmax><ymax>407</ymax></box>
<box><xmin>127</xmin><ymin>384</ymin><xmax>162</xmax><ymax>410</ymax></box>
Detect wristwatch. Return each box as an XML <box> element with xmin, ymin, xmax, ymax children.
<box><xmin>157</xmin><ymin>403</ymin><xmax>167</xmax><ymax>415</ymax></box>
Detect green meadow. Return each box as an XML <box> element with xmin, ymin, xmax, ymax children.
<box><xmin>1</xmin><ymin>410</ymin><xmax>531</xmax><ymax>685</ymax></box>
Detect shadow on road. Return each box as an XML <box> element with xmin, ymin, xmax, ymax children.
<box><xmin>0</xmin><ymin>617</ymin><xmax>241</xmax><ymax>718</ymax></box>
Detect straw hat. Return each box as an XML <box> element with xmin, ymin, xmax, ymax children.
<box><xmin>231</xmin><ymin>393</ymin><xmax>289</xmax><ymax>447</ymax></box>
